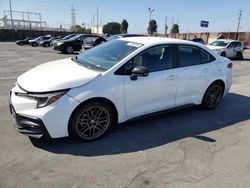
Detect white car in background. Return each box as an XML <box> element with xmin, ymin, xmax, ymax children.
<box><xmin>9</xmin><ymin>37</ymin><xmax>233</xmax><ymax>141</ymax></box>
<box><xmin>207</xmin><ymin>39</ymin><xmax>244</xmax><ymax>60</ymax></box>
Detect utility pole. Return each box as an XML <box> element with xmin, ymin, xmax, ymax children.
<box><xmin>148</xmin><ymin>7</ymin><xmax>154</xmax><ymax>22</ymax></box>
<box><xmin>165</xmin><ymin>16</ymin><xmax>168</xmax><ymax>35</ymax></box>
<box><xmin>9</xmin><ymin>0</ymin><xmax>14</xmax><ymax>30</ymax></box>
<box><xmin>96</xmin><ymin>7</ymin><xmax>99</xmax><ymax>34</ymax></box>
<box><xmin>236</xmin><ymin>10</ymin><xmax>242</xmax><ymax>40</ymax></box>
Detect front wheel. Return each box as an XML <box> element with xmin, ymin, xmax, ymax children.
<box><xmin>220</xmin><ymin>52</ymin><xmax>226</xmax><ymax>57</ymax></box>
<box><xmin>69</xmin><ymin>101</ymin><xmax>114</xmax><ymax>141</ymax></box>
<box><xmin>201</xmin><ymin>82</ymin><xmax>224</xmax><ymax>110</ymax></box>
<box><xmin>66</xmin><ymin>46</ymin><xmax>74</xmax><ymax>54</ymax></box>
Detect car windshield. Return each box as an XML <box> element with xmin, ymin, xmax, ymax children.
<box><xmin>63</xmin><ymin>34</ymin><xmax>75</xmax><ymax>40</ymax></box>
<box><xmin>76</xmin><ymin>40</ymin><xmax>143</xmax><ymax>71</ymax></box>
<box><xmin>210</xmin><ymin>41</ymin><xmax>229</xmax><ymax>47</ymax></box>
<box><xmin>68</xmin><ymin>35</ymin><xmax>82</xmax><ymax>41</ymax></box>
<box><xmin>107</xmin><ymin>35</ymin><xmax>122</xmax><ymax>41</ymax></box>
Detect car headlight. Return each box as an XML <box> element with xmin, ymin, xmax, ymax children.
<box><xmin>213</xmin><ymin>49</ymin><xmax>222</xmax><ymax>53</ymax></box>
<box><xmin>56</xmin><ymin>42</ymin><xmax>64</xmax><ymax>46</ymax></box>
<box><xmin>16</xmin><ymin>89</ymin><xmax>69</xmax><ymax>108</ymax></box>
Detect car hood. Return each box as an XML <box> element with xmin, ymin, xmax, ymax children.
<box><xmin>206</xmin><ymin>45</ymin><xmax>225</xmax><ymax>50</ymax></box>
<box><xmin>17</xmin><ymin>58</ymin><xmax>101</xmax><ymax>92</ymax></box>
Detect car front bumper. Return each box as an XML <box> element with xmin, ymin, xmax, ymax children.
<box><xmin>9</xmin><ymin>85</ymin><xmax>80</xmax><ymax>138</ymax></box>
<box><xmin>10</xmin><ymin>104</ymin><xmax>49</xmax><ymax>138</ymax></box>
<box><xmin>53</xmin><ymin>45</ymin><xmax>64</xmax><ymax>51</ymax></box>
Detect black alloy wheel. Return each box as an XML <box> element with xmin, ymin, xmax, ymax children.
<box><xmin>69</xmin><ymin>101</ymin><xmax>114</xmax><ymax>141</ymax></box>
<box><xmin>202</xmin><ymin>82</ymin><xmax>224</xmax><ymax>109</ymax></box>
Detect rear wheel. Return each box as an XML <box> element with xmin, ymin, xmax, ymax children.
<box><xmin>236</xmin><ymin>52</ymin><xmax>243</xmax><ymax>60</ymax></box>
<box><xmin>69</xmin><ymin>101</ymin><xmax>114</xmax><ymax>141</ymax></box>
<box><xmin>201</xmin><ymin>82</ymin><xmax>224</xmax><ymax>109</ymax></box>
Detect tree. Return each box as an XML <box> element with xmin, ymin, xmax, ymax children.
<box><xmin>120</xmin><ymin>19</ymin><xmax>129</xmax><ymax>34</ymax></box>
<box><xmin>147</xmin><ymin>20</ymin><xmax>157</xmax><ymax>35</ymax></box>
<box><xmin>102</xmin><ymin>22</ymin><xmax>121</xmax><ymax>35</ymax></box>
<box><xmin>72</xmin><ymin>25</ymin><xmax>91</xmax><ymax>34</ymax></box>
<box><xmin>170</xmin><ymin>24</ymin><xmax>179</xmax><ymax>33</ymax></box>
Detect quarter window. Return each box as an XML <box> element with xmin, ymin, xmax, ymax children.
<box><xmin>201</xmin><ymin>49</ymin><xmax>215</xmax><ymax>63</ymax></box>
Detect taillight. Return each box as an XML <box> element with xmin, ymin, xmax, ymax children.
<box><xmin>227</xmin><ymin>63</ymin><xmax>233</xmax><ymax>69</ymax></box>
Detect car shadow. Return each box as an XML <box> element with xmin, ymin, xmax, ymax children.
<box><xmin>30</xmin><ymin>93</ymin><xmax>250</xmax><ymax>156</ymax></box>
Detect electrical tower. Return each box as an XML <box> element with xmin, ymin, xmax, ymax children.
<box><xmin>236</xmin><ymin>10</ymin><xmax>242</xmax><ymax>40</ymax></box>
<box><xmin>71</xmin><ymin>5</ymin><xmax>76</xmax><ymax>29</ymax></box>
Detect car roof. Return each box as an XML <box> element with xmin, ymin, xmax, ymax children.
<box><xmin>119</xmin><ymin>36</ymin><xmax>201</xmax><ymax>46</ymax></box>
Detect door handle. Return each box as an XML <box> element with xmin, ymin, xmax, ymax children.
<box><xmin>166</xmin><ymin>75</ymin><xmax>177</xmax><ymax>80</ymax></box>
<box><xmin>202</xmin><ymin>68</ymin><xmax>209</xmax><ymax>73</ymax></box>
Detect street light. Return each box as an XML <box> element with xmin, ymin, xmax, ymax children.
<box><xmin>148</xmin><ymin>7</ymin><xmax>155</xmax><ymax>22</ymax></box>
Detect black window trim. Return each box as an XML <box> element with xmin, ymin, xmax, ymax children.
<box><xmin>114</xmin><ymin>44</ymin><xmax>176</xmax><ymax>75</ymax></box>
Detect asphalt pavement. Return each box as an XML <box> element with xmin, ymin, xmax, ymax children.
<box><xmin>0</xmin><ymin>43</ymin><xmax>250</xmax><ymax>188</ymax></box>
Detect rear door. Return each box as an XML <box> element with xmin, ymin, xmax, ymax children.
<box><xmin>175</xmin><ymin>45</ymin><xmax>216</xmax><ymax>106</ymax></box>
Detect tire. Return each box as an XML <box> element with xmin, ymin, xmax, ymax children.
<box><xmin>44</xmin><ymin>43</ymin><xmax>49</xmax><ymax>47</ymax></box>
<box><xmin>236</xmin><ymin>52</ymin><xmax>243</xmax><ymax>60</ymax></box>
<box><xmin>66</xmin><ymin>46</ymin><xmax>74</xmax><ymax>54</ymax></box>
<box><xmin>201</xmin><ymin>82</ymin><xmax>224</xmax><ymax>110</ymax></box>
<box><xmin>69</xmin><ymin>101</ymin><xmax>115</xmax><ymax>141</ymax></box>
<box><xmin>31</xmin><ymin>42</ymin><xmax>38</xmax><ymax>47</ymax></box>
<box><xmin>220</xmin><ymin>52</ymin><xmax>226</xmax><ymax>57</ymax></box>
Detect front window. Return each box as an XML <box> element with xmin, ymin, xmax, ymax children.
<box><xmin>210</xmin><ymin>40</ymin><xmax>229</xmax><ymax>47</ymax></box>
<box><xmin>76</xmin><ymin>40</ymin><xmax>142</xmax><ymax>70</ymax></box>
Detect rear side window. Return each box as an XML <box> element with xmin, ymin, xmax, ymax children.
<box><xmin>177</xmin><ymin>45</ymin><xmax>200</xmax><ymax>67</ymax></box>
<box><xmin>177</xmin><ymin>45</ymin><xmax>215</xmax><ymax>67</ymax></box>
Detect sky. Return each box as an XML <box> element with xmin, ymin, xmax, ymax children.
<box><xmin>0</xmin><ymin>0</ymin><xmax>249</xmax><ymax>34</ymax></box>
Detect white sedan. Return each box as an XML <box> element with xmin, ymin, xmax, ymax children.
<box><xmin>9</xmin><ymin>37</ymin><xmax>233</xmax><ymax>141</ymax></box>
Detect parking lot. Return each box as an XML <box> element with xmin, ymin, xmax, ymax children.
<box><xmin>1</xmin><ymin>42</ymin><xmax>250</xmax><ymax>188</ymax></box>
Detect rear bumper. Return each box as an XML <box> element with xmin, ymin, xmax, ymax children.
<box><xmin>10</xmin><ymin>105</ymin><xmax>49</xmax><ymax>138</ymax></box>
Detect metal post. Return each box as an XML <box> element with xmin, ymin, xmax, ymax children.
<box><xmin>236</xmin><ymin>10</ymin><xmax>242</xmax><ymax>40</ymax></box>
<box><xmin>148</xmin><ymin>7</ymin><xmax>154</xmax><ymax>22</ymax></box>
<box><xmin>9</xmin><ymin>0</ymin><xmax>14</xmax><ymax>30</ymax></box>
<box><xmin>96</xmin><ymin>7</ymin><xmax>99</xmax><ymax>34</ymax></box>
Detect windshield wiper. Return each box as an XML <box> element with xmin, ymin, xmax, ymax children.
<box><xmin>71</xmin><ymin>56</ymin><xmax>93</xmax><ymax>70</ymax></box>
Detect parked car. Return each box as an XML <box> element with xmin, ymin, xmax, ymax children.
<box><xmin>29</xmin><ymin>35</ymin><xmax>52</xmax><ymax>47</ymax></box>
<box><xmin>187</xmin><ymin>38</ymin><xmax>205</xmax><ymax>45</ymax></box>
<box><xmin>50</xmin><ymin>34</ymin><xmax>77</xmax><ymax>47</ymax></box>
<box><xmin>9</xmin><ymin>37</ymin><xmax>232</xmax><ymax>141</ymax></box>
<box><xmin>16</xmin><ymin>37</ymin><xmax>32</xmax><ymax>45</ymax></box>
<box><xmin>207</xmin><ymin>39</ymin><xmax>244</xmax><ymax>60</ymax></box>
<box><xmin>53</xmin><ymin>34</ymin><xmax>99</xmax><ymax>54</ymax></box>
<box><xmin>107</xmin><ymin>34</ymin><xmax>144</xmax><ymax>41</ymax></box>
<box><xmin>40</xmin><ymin>37</ymin><xmax>54</xmax><ymax>47</ymax></box>
<box><xmin>82</xmin><ymin>36</ymin><xmax>106</xmax><ymax>50</ymax></box>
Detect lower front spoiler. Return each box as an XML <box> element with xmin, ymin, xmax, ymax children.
<box><xmin>10</xmin><ymin>106</ymin><xmax>50</xmax><ymax>139</ymax></box>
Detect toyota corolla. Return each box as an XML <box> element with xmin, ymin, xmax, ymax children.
<box><xmin>9</xmin><ymin>37</ymin><xmax>233</xmax><ymax>141</ymax></box>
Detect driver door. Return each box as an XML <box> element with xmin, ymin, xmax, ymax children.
<box><xmin>124</xmin><ymin>45</ymin><xmax>178</xmax><ymax>118</ymax></box>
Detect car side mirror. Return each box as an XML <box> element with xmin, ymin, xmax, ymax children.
<box><xmin>130</xmin><ymin>66</ymin><xmax>149</xmax><ymax>80</ymax></box>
